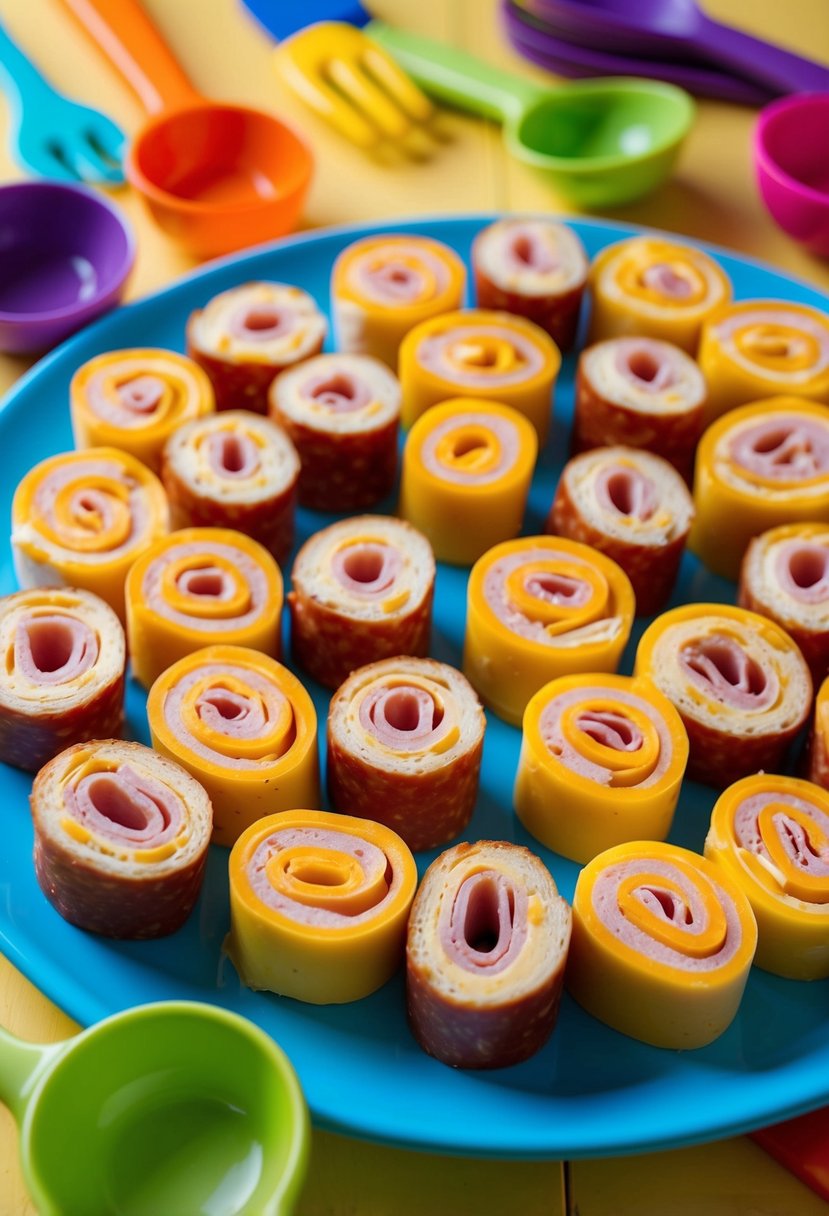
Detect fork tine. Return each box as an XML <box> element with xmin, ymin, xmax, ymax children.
<box><xmin>362</xmin><ymin>46</ymin><xmax>434</xmax><ymax>123</ymax></box>
<box><xmin>38</xmin><ymin>142</ymin><xmax>83</xmax><ymax>183</ymax></box>
<box><xmin>327</xmin><ymin>58</ymin><xmax>411</xmax><ymax>140</ymax></box>
<box><xmin>276</xmin><ymin>55</ymin><xmax>381</xmax><ymax>148</ymax></box>
<box><xmin>86</xmin><ymin>116</ymin><xmax>127</xmax><ymax>170</ymax></box>
<box><xmin>63</xmin><ymin>141</ymin><xmax>125</xmax><ymax>185</ymax></box>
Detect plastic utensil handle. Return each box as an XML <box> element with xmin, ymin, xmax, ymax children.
<box><xmin>0</xmin><ymin>21</ymin><xmax>60</xmax><ymax>110</ymax></box>
<box><xmin>699</xmin><ymin>16</ymin><xmax>829</xmax><ymax>94</ymax></box>
<box><xmin>0</xmin><ymin>1027</ymin><xmax>60</xmax><ymax>1124</ymax></box>
<box><xmin>367</xmin><ymin>20</ymin><xmax>543</xmax><ymax>121</ymax></box>
<box><xmin>60</xmin><ymin>0</ymin><xmax>200</xmax><ymax>114</ymax></box>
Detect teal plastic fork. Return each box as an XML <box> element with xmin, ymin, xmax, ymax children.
<box><xmin>0</xmin><ymin>19</ymin><xmax>125</xmax><ymax>184</ymax></box>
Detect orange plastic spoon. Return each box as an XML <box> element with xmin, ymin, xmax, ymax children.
<box><xmin>62</xmin><ymin>0</ymin><xmax>313</xmax><ymax>260</ymax></box>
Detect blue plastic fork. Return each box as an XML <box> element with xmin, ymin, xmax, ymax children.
<box><xmin>0</xmin><ymin>19</ymin><xmax>125</xmax><ymax>184</ymax></box>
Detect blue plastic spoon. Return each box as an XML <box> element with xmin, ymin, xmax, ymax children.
<box><xmin>0</xmin><ymin>19</ymin><xmax>125</xmax><ymax>184</ymax></box>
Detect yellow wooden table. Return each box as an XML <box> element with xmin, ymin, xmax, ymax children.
<box><xmin>1</xmin><ymin>1</ymin><xmax>829</xmax><ymax>1212</ymax></box>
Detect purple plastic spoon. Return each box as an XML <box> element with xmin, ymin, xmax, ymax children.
<box><xmin>516</xmin><ymin>0</ymin><xmax>829</xmax><ymax>95</ymax></box>
<box><xmin>502</xmin><ymin>1</ymin><xmax>775</xmax><ymax>106</ymax></box>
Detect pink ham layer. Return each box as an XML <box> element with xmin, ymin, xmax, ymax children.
<box><xmin>594</xmin><ymin>463</ymin><xmax>658</xmax><ymax>521</ymax></box>
<box><xmin>204</xmin><ymin>431</ymin><xmax>261</xmax><ymax>479</ymax></box>
<box><xmin>34</xmin><ymin>457</ymin><xmax>149</xmax><ymax>561</ymax></box>
<box><xmin>592</xmin><ymin>856</ymin><xmax>744</xmax><ymax>970</ymax></box>
<box><xmin>87</xmin><ymin>372</ymin><xmax>166</xmax><ymax>425</ymax></box>
<box><xmin>247</xmin><ymin>826</ymin><xmax>397</xmax><ymax>927</ymax></box>
<box><xmin>775</xmin><ymin>541</ymin><xmax>829</xmax><ymax>605</ymax></box>
<box><xmin>498</xmin><ymin>225</ymin><xmax>559</xmax><ymax>275</ymax></box>
<box><xmin>351</xmin><ymin>248</ymin><xmax>450</xmax><ymax>304</ymax></box>
<box><xmin>733</xmin><ymin>791</ymin><xmax>829</xmax><ymax>882</ymax></box>
<box><xmin>680</xmin><ymin>634</ymin><xmax>779</xmax><ymax>711</ymax></box>
<box><xmin>440</xmin><ymin>869</ymin><xmax>529</xmax><ymax>976</ymax></box>
<box><xmin>297</xmin><ymin>369</ymin><xmax>373</xmax><ymax>414</ymax></box>
<box><xmin>729</xmin><ymin>416</ymin><xmax>829</xmax><ymax>480</ymax></box>
<box><xmin>420</xmin><ymin>412</ymin><xmax>520</xmax><ymax>486</ymax></box>
<box><xmin>330</xmin><ymin>542</ymin><xmax>402</xmax><ymax>597</ymax></box>
<box><xmin>640</xmin><ymin>264</ymin><xmax>695</xmax><ymax>299</ymax></box>
<box><xmin>15</xmin><ymin>613</ymin><xmax>98</xmax><ymax>685</ymax></box>
<box><xmin>483</xmin><ymin>548</ymin><xmax>598</xmax><ymax>645</ymax></box>
<box><xmin>612</xmin><ymin>338</ymin><xmax>685</xmax><ymax>392</ymax></box>
<box><xmin>229</xmin><ymin>305</ymin><xmax>297</xmax><ymax>342</ymax></box>
<box><xmin>63</xmin><ymin>762</ymin><xmax>185</xmax><ymax>850</ymax></box>
<box><xmin>357</xmin><ymin>681</ymin><xmax>453</xmax><ymax>753</ymax></box>
<box><xmin>141</xmin><ymin>541</ymin><xmax>269</xmax><ymax>630</ymax></box>
<box><xmin>539</xmin><ymin>686</ymin><xmax>673</xmax><ymax>786</ymax></box>
<box><xmin>417</xmin><ymin>325</ymin><xmax>545</xmax><ymax>388</ymax></box>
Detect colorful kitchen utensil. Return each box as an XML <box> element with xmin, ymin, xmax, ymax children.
<box><xmin>60</xmin><ymin>0</ymin><xmax>313</xmax><ymax>260</ymax></box>
<box><xmin>0</xmin><ymin>18</ymin><xmax>125</xmax><ymax>183</ymax></box>
<box><xmin>0</xmin><ymin>179</ymin><xmax>134</xmax><ymax>354</ymax></box>
<box><xmin>501</xmin><ymin>0</ymin><xmax>775</xmax><ymax>107</ymax></box>
<box><xmin>754</xmin><ymin>93</ymin><xmax>829</xmax><ymax>258</ymax></box>
<box><xmin>515</xmin><ymin>0</ymin><xmax>829</xmax><ymax>96</ymax></box>
<box><xmin>0</xmin><ymin>1001</ymin><xmax>309</xmax><ymax>1216</ymax></box>
<box><xmin>242</xmin><ymin>0</ymin><xmax>371</xmax><ymax>37</ymax></box>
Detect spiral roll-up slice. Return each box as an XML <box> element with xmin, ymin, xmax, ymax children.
<box><xmin>689</xmin><ymin>398</ymin><xmax>829</xmax><ymax>580</ymax></box>
<box><xmin>148</xmin><ymin>645</ymin><xmax>319</xmax><ymax>847</ymax></box>
<box><xmin>548</xmin><ymin>446</ymin><xmax>694</xmax><ymax>616</ymax></box>
<box><xmin>573</xmin><ymin>338</ymin><xmax>707</xmax><ymax>480</ymax></box>
<box><xmin>739</xmin><ymin>522</ymin><xmax>829</xmax><ymax>686</ymax></box>
<box><xmin>70</xmin><ymin>348</ymin><xmax>214</xmax><ymax>474</ymax></box>
<box><xmin>327</xmin><ymin>657</ymin><xmax>485</xmax><ymax>852</ymax></box>
<box><xmin>515</xmin><ymin>673</ymin><xmax>688</xmax><ymax>863</ymax></box>
<box><xmin>406</xmin><ymin>840</ymin><xmax>571</xmax><ymax>1069</ymax></box>
<box><xmin>268</xmin><ymin>353</ymin><xmax>400</xmax><ymax>512</ymax></box>
<box><xmin>161</xmin><ymin>411</ymin><xmax>300</xmax><ymax>564</ymax></box>
<box><xmin>587</xmin><ymin>236</ymin><xmax>732</xmax><ymax>354</ymax></box>
<box><xmin>11</xmin><ymin>448</ymin><xmax>170</xmax><ymax>623</ymax></box>
<box><xmin>699</xmin><ymin>300</ymin><xmax>829</xmax><ymax>424</ymax></box>
<box><xmin>471</xmin><ymin>217</ymin><xmax>588</xmax><ymax>352</ymax></box>
<box><xmin>330</xmin><ymin>234</ymin><xmax>466</xmax><ymax>369</ymax></box>
<box><xmin>186</xmin><ymin>282</ymin><xmax>327</xmax><ymax>414</ymax></box>
<box><xmin>398</xmin><ymin>309</ymin><xmax>561</xmax><ymax>442</ymax></box>
<box><xmin>567</xmin><ymin>841</ymin><xmax>757</xmax><ymax>1049</ymax></box>
<box><xmin>31</xmin><ymin>739</ymin><xmax>212</xmax><ymax>938</ymax></box>
<box><xmin>125</xmin><ymin>527</ymin><xmax>283</xmax><ymax>689</ymax></box>
<box><xmin>808</xmin><ymin>677</ymin><xmax>829</xmax><ymax>792</ymax></box>
<box><xmin>227</xmin><ymin>808</ymin><xmax>418</xmax><ymax>1004</ymax></box>
<box><xmin>704</xmin><ymin>774</ymin><xmax>829</xmax><ymax>980</ymax></box>
<box><xmin>289</xmin><ymin>516</ymin><xmax>435</xmax><ymax>690</ymax></box>
<box><xmin>399</xmin><ymin>398</ymin><xmax>537</xmax><ymax>566</ymax></box>
<box><xmin>634</xmin><ymin>603</ymin><xmax>812</xmax><ymax>787</ymax></box>
<box><xmin>464</xmin><ymin>537</ymin><xmax>634</xmax><ymax>727</ymax></box>
<box><xmin>0</xmin><ymin>588</ymin><xmax>125</xmax><ymax>772</ymax></box>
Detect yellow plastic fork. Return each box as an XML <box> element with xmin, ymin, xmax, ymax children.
<box><xmin>274</xmin><ymin>22</ymin><xmax>434</xmax><ymax>148</ymax></box>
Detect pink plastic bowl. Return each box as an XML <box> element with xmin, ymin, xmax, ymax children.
<box><xmin>754</xmin><ymin>93</ymin><xmax>829</xmax><ymax>258</ymax></box>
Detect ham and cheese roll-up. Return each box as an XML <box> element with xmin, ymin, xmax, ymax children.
<box><xmin>515</xmin><ymin>673</ymin><xmax>688</xmax><ymax>863</ymax></box>
<box><xmin>635</xmin><ymin>603</ymin><xmax>812</xmax><ymax>787</ymax></box>
<box><xmin>327</xmin><ymin>657</ymin><xmax>485</xmax><ymax>852</ymax></box>
<box><xmin>705</xmin><ymin>773</ymin><xmax>829</xmax><ymax>980</ymax></box>
<box><xmin>161</xmin><ymin>411</ymin><xmax>300</xmax><ymax>564</ymax></box>
<box><xmin>689</xmin><ymin>399</ymin><xmax>829</xmax><ymax>580</ymax></box>
<box><xmin>125</xmin><ymin>527</ymin><xmax>283</xmax><ymax>689</ymax></box>
<box><xmin>587</xmin><ymin>236</ymin><xmax>732</xmax><ymax>354</ymax></box>
<box><xmin>186</xmin><ymin>282</ymin><xmax>327</xmax><ymax>414</ymax></box>
<box><xmin>0</xmin><ymin>588</ymin><xmax>125</xmax><ymax>773</ymax></box>
<box><xmin>398</xmin><ymin>309</ymin><xmax>561</xmax><ymax>442</ymax></box>
<box><xmin>567</xmin><ymin>841</ymin><xmax>757</xmax><ymax>1049</ymax></box>
<box><xmin>227</xmin><ymin>808</ymin><xmax>418</xmax><ymax>1004</ymax></box>
<box><xmin>739</xmin><ymin>522</ymin><xmax>829</xmax><ymax>686</ymax></box>
<box><xmin>11</xmin><ymin>448</ymin><xmax>169</xmax><ymax>623</ymax></box>
<box><xmin>31</xmin><ymin>739</ymin><xmax>212</xmax><ymax>938</ymax></box>
<box><xmin>573</xmin><ymin>338</ymin><xmax>706</xmax><ymax>480</ymax></box>
<box><xmin>464</xmin><ymin>536</ymin><xmax>635</xmax><ymax>727</ymax></box>
<box><xmin>289</xmin><ymin>516</ymin><xmax>435</xmax><ymax>689</ymax></box>
<box><xmin>330</xmin><ymin>234</ymin><xmax>466</xmax><ymax>369</ymax></box>
<box><xmin>808</xmin><ymin>676</ymin><xmax>829</xmax><ymax>792</ymax></box>
<box><xmin>548</xmin><ymin>446</ymin><xmax>695</xmax><ymax>616</ymax></box>
<box><xmin>268</xmin><ymin>353</ymin><xmax>400</xmax><ymax>512</ymax></box>
<box><xmin>148</xmin><ymin>645</ymin><xmax>319</xmax><ymax>847</ymax></box>
<box><xmin>699</xmin><ymin>300</ymin><xmax>829</xmax><ymax>424</ymax></box>
<box><xmin>406</xmin><ymin>840</ymin><xmax>571</xmax><ymax>1069</ymax></box>
<box><xmin>399</xmin><ymin>398</ymin><xmax>537</xmax><ymax>566</ymax></box>
<box><xmin>471</xmin><ymin>217</ymin><xmax>588</xmax><ymax>351</ymax></box>
<box><xmin>70</xmin><ymin>349</ymin><xmax>214</xmax><ymax>474</ymax></box>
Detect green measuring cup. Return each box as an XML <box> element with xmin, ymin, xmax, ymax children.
<box><xmin>369</xmin><ymin>23</ymin><xmax>694</xmax><ymax>207</ymax></box>
<box><xmin>0</xmin><ymin>1000</ymin><xmax>309</xmax><ymax>1216</ymax></box>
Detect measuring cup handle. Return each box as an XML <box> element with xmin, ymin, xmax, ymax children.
<box><xmin>367</xmin><ymin>21</ymin><xmax>541</xmax><ymax>123</ymax></box>
<box><xmin>0</xmin><ymin>1027</ymin><xmax>59</xmax><ymax>1125</ymax></box>
<box><xmin>700</xmin><ymin>17</ymin><xmax>829</xmax><ymax>94</ymax></box>
<box><xmin>59</xmin><ymin>0</ymin><xmax>201</xmax><ymax>114</ymax></box>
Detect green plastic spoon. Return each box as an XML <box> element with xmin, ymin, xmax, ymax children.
<box><xmin>0</xmin><ymin>1000</ymin><xmax>309</xmax><ymax>1216</ymax></box>
<box><xmin>368</xmin><ymin>23</ymin><xmax>695</xmax><ymax>207</ymax></box>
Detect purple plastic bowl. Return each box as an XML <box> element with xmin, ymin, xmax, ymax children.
<box><xmin>754</xmin><ymin>93</ymin><xmax>829</xmax><ymax>259</ymax></box>
<box><xmin>0</xmin><ymin>180</ymin><xmax>136</xmax><ymax>355</ymax></box>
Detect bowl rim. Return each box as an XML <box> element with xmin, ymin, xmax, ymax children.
<box><xmin>754</xmin><ymin>93</ymin><xmax>829</xmax><ymax>208</ymax></box>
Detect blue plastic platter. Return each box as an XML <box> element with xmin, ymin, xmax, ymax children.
<box><xmin>2</xmin><ymin>215</ymin><xmax>829</xmax><ymax>1159</ymax></box>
